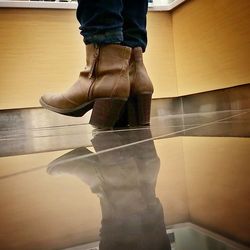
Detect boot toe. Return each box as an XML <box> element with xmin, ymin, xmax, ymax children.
<box><xmin>40</xmin><ymin>93</ymin><xmax>75</xmax><ymax>110</ymax></box>
<box><xmin>40</xmin><ymin>93</ymin><xmax>57</xmax><ymax>105</ymax></box>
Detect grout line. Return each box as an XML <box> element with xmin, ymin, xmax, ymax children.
<box><xmin>1</xmin><ymin>109</ymin><xmax>248</xmax><ymax>133</ymax></box>
<box><xmin>51</xmin><ymin>110</ymin><xmax>249</xmax><ymax>163</ymax></box>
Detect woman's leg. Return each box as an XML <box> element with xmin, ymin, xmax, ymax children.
<box><xmin>76</xmin><ymin>0</ymin><xmax>124</xmax><ymax>45</ymax></box>
<box><xmin>122</xmin><ymin>0</ymin><xmax>149</xmax><ymax>51</ymax></box>
<box><xmin>116</xmin><ymin>0</ymin><xmax>153</xmax><ymax>126</ymax></box>
<box><xmin>76</xmin><ymin>0</ymin><xmax>148</xmax><ymax>50</ymax></box>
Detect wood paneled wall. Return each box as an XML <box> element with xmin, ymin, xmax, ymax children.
<box><xmin>172</xmin><ymin>0</ymin><xmax>250</xmax><ymax>95</ymax></box>
<box><xmin>0</xmin><ymin>0</ymin><xmax>250</xmax><ymax>108</ymax></box>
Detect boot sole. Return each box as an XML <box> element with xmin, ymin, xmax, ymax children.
<box><xmin>39</xmin><ymin>97</ymin><xmax>94</xmax><ymax>117</ymax></box>
<box><xmin>40</xmin><ymin>97</ymin><xmax>127</xmax><ymax>129</ymax></box>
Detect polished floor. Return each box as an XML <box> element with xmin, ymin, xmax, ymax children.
<box><xmin>0</xmin><ymin>107</ymin><xmax>249</xmax><ymax>250</ymax></box>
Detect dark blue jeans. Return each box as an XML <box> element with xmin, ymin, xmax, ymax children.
<box><xmin>76</xmin><ymin>0</ymin><xmax>148</xmax><ymax>51</ymax></box>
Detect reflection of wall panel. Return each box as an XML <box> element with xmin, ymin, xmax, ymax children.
<box><xmin>0</xmin><ymin>9</ymin><xmax>177</xmax><ymax>109</ymax></box>
<box><xmin>172</xmin><ymin>0</ymin><xmax>250</xmax><ymax>95</ymax></box>
<box><xmin>0</xmin><ymin>151</ymin><xmax>101</xmax><ymax>250</ymax></box>
<box><xmin>182</xmin><ymin>137</ymin><xmax>250</xmax><ymax>245</ymax></box>
<box><xmin>155</xmin><ymin>138</ymin><xmax>189</xmax><ymax>225</ymax></box>
<box><xmin>0</xmin><ymin>137</ymin><xmax>249</xmax><ymax>248</ymax></box>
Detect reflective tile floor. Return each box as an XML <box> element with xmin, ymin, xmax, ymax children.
<box><xmin>0</xmin><ymin>108</ymin><xmax>250</xmax><ymax>250</ymax></box>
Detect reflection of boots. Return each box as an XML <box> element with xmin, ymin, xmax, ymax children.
<box><xmin>127</xmin><ymin>130</ymin><xmax>172</xmax><ymax>250</ymax></box>
<box><xmin>125</xmin><ymin>129</ymin><xmax>160</xmax><ymax>204</ymax></box>
<box><xmin>47</xmin><ymin>147</ymin><xmax>102</xmax><ymax>193</ymax></box>
<box><xmin>47</xmin><ymin>130</ymin><xmax>171</xmax><ymax>250</ymax></box>
<box><xmin>40</xmin><ymin>44</ymin><xmax>131</xmax><ymax>129</ymax></box>
<box><xmin>116</xmin><ymin>47</ymin><xmax>154</xmax><ymax>127</ymax></box>
<box><xmin>90</xmin><ymin>131</ymin><xmax>171</xmax><ymax>250</ymax></box>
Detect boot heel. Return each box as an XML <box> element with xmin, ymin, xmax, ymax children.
<box><xmin>90</xmin><ymin>98</ymin><xmax>127</xmax><ymax>129</ymax></box>
<box><xmin>127</xmin><ymin>93</ymin><xmax>152</xmax><ymax>126</ymax></box>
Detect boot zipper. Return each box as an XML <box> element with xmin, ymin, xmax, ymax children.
<box><xmin>88</xmin><ymin>45</ymin><xmax>100</xmax><ymax>79</ymax></box>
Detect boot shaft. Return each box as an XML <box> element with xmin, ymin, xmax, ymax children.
<box><xmin>85</xmin><ymin>44</ymin><xmax>132</xmax><ymax>99</ymax></box>
<box><xmin>129</xmin><ymin>47</ymin><xmax>154</xmax><ymax>95</ymax></box>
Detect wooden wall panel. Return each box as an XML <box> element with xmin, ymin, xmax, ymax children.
<box><xmin>0</xmin><ymin>9</ymin><xmax>84</xmax><ymax>109</ymax></box>
<box><xmin>183</xmin><ymin>137</ymin><xmax>250</xmax><ymax>245</ymax></box>
<box><xmin>172</xmin><ymin>0</ymin><xmax>250</xmax><ymax>95</ymax></box>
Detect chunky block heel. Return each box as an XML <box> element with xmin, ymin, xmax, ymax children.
<box><xmin>90</xmin><ymin>98</ymin><xmax>127</xmax><ymax>129</ymax></box>
<box><xmin>114</xmin><ymin>104</ymin><xmax>129</xmax><ymax>128</ymax></box>
<box><xmin>127</xmin><ymin>93</ymin><xmax>152</xmax><ymax>126</ymax></box>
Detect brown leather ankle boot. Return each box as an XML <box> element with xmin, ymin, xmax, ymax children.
<box><xmin>116</xmin><ymin>47</ymin><xmax>154</xmax><ymax>127</ymax></box>
<box><xmin>40</xmin><ymin>44</ymin><xmax>131</xmax><ymax>128</ymax></box>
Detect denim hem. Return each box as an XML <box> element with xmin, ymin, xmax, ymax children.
<box><xmin>84</xmin><ymin>30</ymin><xmax>124</xmax><ymax>45</ymax></box>
<box><xmin>121</xmin><ymin>41</ymin><xmax>147</xmax><ymax>52</ymax></box>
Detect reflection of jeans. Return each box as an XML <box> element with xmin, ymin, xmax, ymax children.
<box><xmin>76</xmin><ymin>0</ymin><xmax>148</xmax><ymax>51</ymax></box>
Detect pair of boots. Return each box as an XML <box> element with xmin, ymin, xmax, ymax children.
<box><xmin>40</xmin><ymin>44</ymin><xmax>153</xmax><ymax>129</ymax></box>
